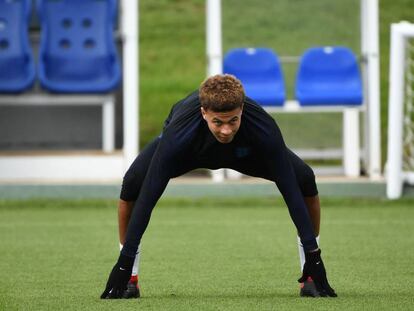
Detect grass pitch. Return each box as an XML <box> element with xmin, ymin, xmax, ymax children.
<box><xmin>0</xmin><ymin>197</ymin><xmax>413</xmax><ymax>310</ymax></box>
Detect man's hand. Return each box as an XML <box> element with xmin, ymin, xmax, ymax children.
<box><xmin>298</xmin><ymin>249</ymin><xmax>337</xmax><ymax>297</ymax></box>
<box><xmin>100</xmin><ymin>253</ymin><xmax>135</xmax><ymax>299</ymax></box>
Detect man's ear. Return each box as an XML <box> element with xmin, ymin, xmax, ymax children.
<box><xmin>201</xmin><ymin>107</ymin><xmax>207</xmax><ymax>120</ymax></box>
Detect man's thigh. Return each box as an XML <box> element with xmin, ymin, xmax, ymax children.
<box><xmin>120</xmin><ymin>137</ymin><xmax>160</xmax><ymax>201</ymax></box>
<box><xmin>286</xmin><ymin>148</ymin><xmax>318</xmax><ymax>197</ymax></box>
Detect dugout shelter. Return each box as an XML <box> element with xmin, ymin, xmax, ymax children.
<box><xmin>0</xmin><ymin>0</ymin><xmax>381</xmax><ymax>183</ymax></box>
<box><xmin>0</xmin><ymin>0</ymin><xmax>138</xmax><ymax>182</ymax></box>
<box><xmin>206</xmin><ymin>0</ymin><xmax>381</xmax><ymax>181</ymax></box>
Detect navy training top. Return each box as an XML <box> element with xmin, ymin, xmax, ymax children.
<box><xmin>121</xmin><ymin>91</ymin><xmax>318</xmax><ymax>256</ymax></box>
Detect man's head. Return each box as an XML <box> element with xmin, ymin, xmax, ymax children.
<box><xmin>199</xmin><ymin>74</ymin><xmax>245</xmax><ymax>144</ymax></box>
<box><xmin>199</xmin><ymin>74</ymin><xmax>245</xmax><ymax>112</ymax></box>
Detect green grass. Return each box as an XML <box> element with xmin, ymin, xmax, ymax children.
<box><xmin>139</xmin><ymin>0</ymin><xmax>414</xmax><ymax>162</ymax></box>
<box><xmin>1</xmin><ymin>197</ymin><xmax>413</xmax><ymax>310</ymax></box>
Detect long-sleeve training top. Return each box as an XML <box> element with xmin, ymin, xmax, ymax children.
<box><xmin>121</xmin><ymin>91</ymin><xmax>318</xmax><ymax>257</ymax></box>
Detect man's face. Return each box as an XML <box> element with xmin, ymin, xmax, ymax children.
<box><xmin>201</xmin><ymin>107</ymin><xmax>243</xmax><ymax>144</ymax></box>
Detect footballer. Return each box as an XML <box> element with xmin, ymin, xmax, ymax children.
<box><xmin>101</xmin><ymin>74</ymin><xmax>337</xmax><ymax>299</ymax></box>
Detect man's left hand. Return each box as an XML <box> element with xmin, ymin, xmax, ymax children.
<box><xmin>298</xmin><ymin>249</ymin><xmax>337</xmax><ymax>297</ymax></box>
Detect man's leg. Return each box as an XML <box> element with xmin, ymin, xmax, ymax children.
<box><xmin>304</xmin><ymin>195</ymin><xmax>320</xmax><ymax>236</ymax></box>
<box><xmin>118</xmin><ymin>200</ymin><xmax>134</xmax><ymax>245</ymax></box>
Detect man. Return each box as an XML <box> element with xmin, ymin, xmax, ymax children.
<box><xmin>101</xmin><ymin>74</ymin><xmax>337</xmax><ymax>299</ymax></box>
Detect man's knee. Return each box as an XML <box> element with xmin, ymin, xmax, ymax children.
<box><xmin>120</xmin><ymin>169</ymin><xmax>141</xmax><ymax>201</ymax></box>
<box><xmin>297</xmin><ymin>164</ymin><xmax>318</xmax><ymax>197</ymax></box>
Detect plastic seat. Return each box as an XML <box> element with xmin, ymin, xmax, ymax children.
<box><xmin>295</xmin><ymin>46</ymin><xmax>363</xmax><ymax>106</ymax></box>
<box><xmin>223</xmin><ymin>48</ymin><xmax>286</xmax><ymax>106</ymax></box>
<box><xmin>37</xmin><ymin>0</ymin><xmax>121</xmax><ymax>93</ymax></box>
<box><xmin>0</xmin><ymin>0</ymin><xmax>35</xmax><ymax>93</ymax></box>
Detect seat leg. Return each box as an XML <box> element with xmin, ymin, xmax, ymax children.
<box><xmin>343</xmin><ymin>108</ymin><xmax>360</xmax><ymax>177</ymax></box>
<box><xmin>103</xmin><ymin>98</ymin><xmax>115</xmax><ymax>153</ymax></box>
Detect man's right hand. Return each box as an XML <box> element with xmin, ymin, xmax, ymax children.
<box><xmin>298</xmin><ymin>249</ymin><xmax>337</xmax><ymax>297</ymax></box>
<box><xmin>100</xmin><ymin>253</ymin><xmax>134</xmax><ymax>299</ymax></box>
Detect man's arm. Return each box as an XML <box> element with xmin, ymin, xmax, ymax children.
<box><xmin>266</xmin><ymin>142</ymin><xmax>318</xmax><ymax>252</ymax></box>
<box><xmin>261</xmin><ymin>125</ymin><xmax>336</xmax><ymax>297</ymax></box>
<box><xmin>101</xmin><ymin>138</ymin><xmax>175</xmax><ymax>299</ymax></box>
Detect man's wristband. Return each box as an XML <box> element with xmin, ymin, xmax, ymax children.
<box><xmin>302</xmin><ymin>238</ymin><xmax>319</xmax><ymax>253</ymax></box>
<box><xmin>304</xmin><ymin>248</ymin><xmax>322</xmax><ymax>263</ymax></box>
<box><xmin>117</xmin><ymin>253</ymin><xmax>135</xmax><ymax>270</ymax></box>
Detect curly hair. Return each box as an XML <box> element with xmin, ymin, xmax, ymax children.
<box><xmin>199</xmin><ymin>74</ymin><xmax>245</xmax><ymax>112</ymax></box>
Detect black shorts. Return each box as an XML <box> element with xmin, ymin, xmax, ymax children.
<box><xmin>285</xmin><ymin>148</ymin><xmax>318</xmax><ymax>197</ymax></box>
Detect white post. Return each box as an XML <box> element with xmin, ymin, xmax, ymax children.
<box><xmin>207</xmin><ymin>0</ymin><xmax>223</xmax><ymax>77</ymax></box>
<box><xmin>360</xmin><ymin>0</ymin><xmax>369</xmax><ymax>171</ymax></box>
<box><xmin>343</xmin><ymin>108</ymin><xmax>360</xmax><ymax>177</ymax></box>
<box><xmin>363</xmin><ymin>0</ymin><xmax>381</xmax><ymax>179</ymax></box>
<box><xmin>206</xmin><ymin>0</ymin><xmax>226</xmax><ymax>182</ymax></box>
<box><xmin>121</xmin><ymin>0</ymin><xmax>139</xmax><ymax>170</ymax></box>
<box><xmin>360</xmin><ymin>0</ymin><xmax>368</xmax><ymax>54</ymax></box>
<box><xmin>386</xmin><ymin>22</ymin><xmax>414</xmax><ymax>199</ymax></box>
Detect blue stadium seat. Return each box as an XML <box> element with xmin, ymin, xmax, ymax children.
<box><xmin>223</xmin><ymin>48</ymin><xmax>286</xmax><ymax>106</ymax></box>
<box><xmin>37</xmin><ymin>0</ymin><xmax>121</xmax><ymax>93</ymax></box>
<box><xmin>295</xmin><ymin>46</ymin><xmax>363</xmax><ymax>106</ymax></box>
<box><xmin>0</xmin><ymin>0</ymin><xmax>35</xmax><ymax>93</ymax></box>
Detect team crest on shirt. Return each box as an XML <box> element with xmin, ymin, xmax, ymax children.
<box><xmin>235</xmin><ymin>147</ymin><xmax>250</xmax><ymax>158</ymax></box>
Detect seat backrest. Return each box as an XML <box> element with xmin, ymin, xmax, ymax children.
<box><xmin>298</xmin><ymin>46</ymin><xmax>360</xmax><ymax>81</ymax></box>
<box><xmin>295</xmin><ymin>46</ymin><xmax>363</xmax><ymax>105</ymax></box>
<box><xmin>223</xmin><ymin>48</ymin><xmax>285</xmax><ymax>106</ymax></box>
<box><xmin>37</xmin><ymin>0</ymin><xmax>120</xmax><ymax>93</ymax></box>
<box><xmin>0</xmin><ymin>0</ymin><xmax>35</xmax><ymax>92</ymax></box>
<box><xmin>224</xmin><ymin>47</ymin><xmax>283</xmax><ymax>82</ymax></box>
